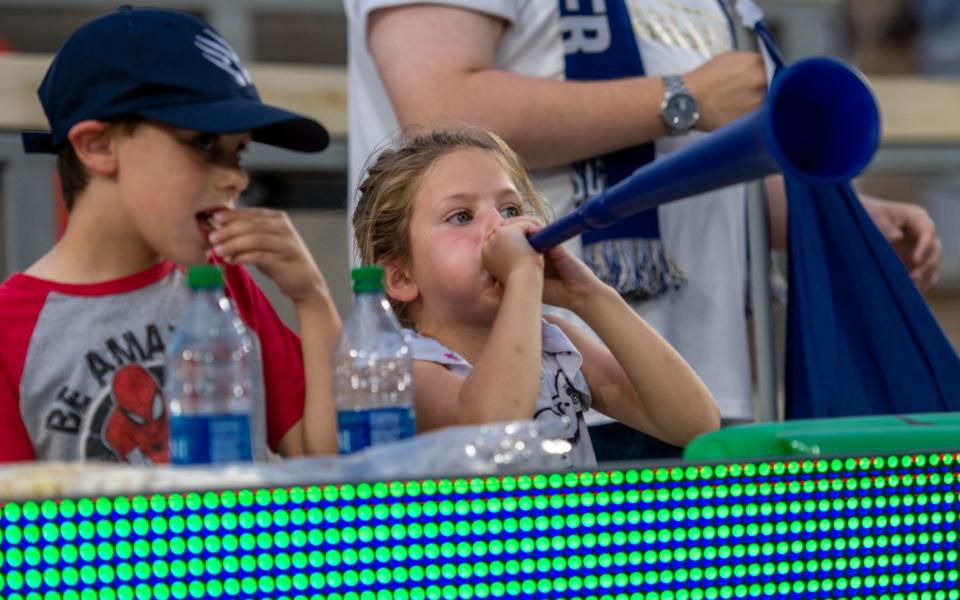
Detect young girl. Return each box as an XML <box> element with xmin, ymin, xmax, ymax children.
<box><xmin>352</xmin><ymin>128</ymin><xmax>719</xmax><ymax>467</ymax></box>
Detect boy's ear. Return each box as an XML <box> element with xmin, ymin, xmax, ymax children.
<box><xmin>384</xmin><ymin>260</ymin><xmax>419</xmax><ymax>303</ymax></box>
<box><xmin>67</xmin><ymin>120</ymin><xmax>119</xmax><ymax>176</ymax></box>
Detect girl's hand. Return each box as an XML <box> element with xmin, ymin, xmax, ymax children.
<box><xmin>481</xmin><ymin>217</ymin><xmax>544</xmax><ymax>284</ymax></box>
<box><xmin>207</xmin><ymin>208</ymin><xmax>330</xmax><ymax>306</ymax></box>
<box><xmin>541</xmin><ymin>243</ymin><xmax>606</xmax><ymax>311</ymax></box>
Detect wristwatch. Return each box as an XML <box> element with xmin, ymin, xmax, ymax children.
<box><xmin>659</xmin><ymin>75</ymin><xmax>700</xmax><ymax>135</ymax></box>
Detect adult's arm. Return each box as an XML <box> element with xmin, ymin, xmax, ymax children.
<box><xmin>368</xmin><ymin>5</ymin><xmax>766</xmax><ymax>169</ymax></box>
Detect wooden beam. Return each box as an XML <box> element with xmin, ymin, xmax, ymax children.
<box><xmin>869</xmin><ymin>76</ymin><xmax>960</xmax><ymax>144</ymax></box>
<box><xmin>2</xmin><ymin>54</ymin><xmax>958</xmax><ymax>145</ymax></box>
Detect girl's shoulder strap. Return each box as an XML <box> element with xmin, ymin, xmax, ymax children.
<box><xmin>404</xmin><ymin>329</ymin><xmax>471</xmax><ymax>368</ymax></box>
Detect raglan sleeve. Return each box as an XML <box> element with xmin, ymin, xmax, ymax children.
<box><xmin>0</xmin><ymin>284</ymin><xmax>41</xmax><ymax>462</ymax></box>
<box><xmin>222</xmin><ymin>265</ymin><xmax>307</xmax><ymax>452</ymax></box>
<box><xmin>0</xmin><ymin>369</ymin><xmax>36</xmax><ymax>462</ymax></box>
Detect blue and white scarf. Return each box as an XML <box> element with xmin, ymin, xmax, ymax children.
<box><xmin>559</xmin><ymin>0</ymin><xmax>687</xmax><ymax>301</ymax></box>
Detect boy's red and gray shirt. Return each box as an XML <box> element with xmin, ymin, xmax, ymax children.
<box><xmin>0</xmin><ymin>261</ymin><xmax>305</xmax><ymax>464</ymax></box>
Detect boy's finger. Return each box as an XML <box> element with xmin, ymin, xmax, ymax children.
<box><xmin>212</xmin><ymin>232</ymin><xmax>290</xmax><ymax>259</ymax></box>
<box><xmin>229</xmin><ymin>250</ymin><xmax>273</xmax><ymax>267</ymax></box>
<box><xmin>208</xmin><ymin>215</ymin><xmax>290</xmax><ymax>242</ymax></box>
<box><xmin>211</xmin><ymin>207</ymin><xmax>285</xmax><ymax>229</ymax></box>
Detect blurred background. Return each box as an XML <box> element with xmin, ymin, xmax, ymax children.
<box><xmin>0</xmin><ymin>0</ymin><xmax>957</xmax><ymax>372</ymax></box>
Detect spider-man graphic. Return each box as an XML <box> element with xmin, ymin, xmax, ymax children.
<box><xmin>104</xmin><ymin>365</ymin><xmax>169</xmax><ymax>463</ymax></box>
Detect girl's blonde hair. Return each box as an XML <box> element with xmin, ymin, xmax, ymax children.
<box><xmin>353</xmin><ymin>127</ymin><xmax>551</xmax><ymax>328</ymax></box>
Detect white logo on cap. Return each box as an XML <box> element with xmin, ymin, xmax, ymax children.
<box><xmin>194</xmin><ymin>29</ymin><xmax>253</xmax><ymax>87</ymax></box>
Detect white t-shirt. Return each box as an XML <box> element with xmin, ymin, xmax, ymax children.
<box><xmin>404</xmin><ymin>321</ymin><xmax>597</xmax><ymax>469</ymax></box>
<box><xmin>345</xmin><ymin>0</ymin><xmax>753</xmax><ymax>420</ymax></box>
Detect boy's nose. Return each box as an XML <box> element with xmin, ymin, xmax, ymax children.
<box><xmin>217</xmin><ymin>164</ymin><xmax>250</xmax><ymax>195</ymax></box>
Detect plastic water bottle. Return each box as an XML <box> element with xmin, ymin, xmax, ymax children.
<box><xmin>165</xmin><ymin>265</ymin><xmax>254</xmax><ymax>464</ymax></box>
<box><xmin>334</xmin><ymin>265</ymin><xmax>415</xmax><ymax>453</ymax></box>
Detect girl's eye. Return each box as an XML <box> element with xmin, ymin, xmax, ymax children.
<box><xmin>448</xmin><ymin>211</ymin><xmax>472</xmax><ymax>225</ymax></box>
<box><xmin>500</xmin><ymin>205</ymin><xmax>522</xmax><ymax>218</ymax></box>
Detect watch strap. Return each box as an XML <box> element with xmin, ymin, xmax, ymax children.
<box><xmin>663</xmin><ymin>74</ymin><xmax>688</xmax><ymax>96</ymax></box>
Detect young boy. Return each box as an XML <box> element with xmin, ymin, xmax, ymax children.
<box><xmin>0</xmin><ymin>7</ymin><xmax>340</xmax><ymax>463</ymax></box>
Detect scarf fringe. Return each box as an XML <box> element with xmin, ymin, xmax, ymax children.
<box><xmin>584</xmin><ymin>238</ymin><xmax>687</xmax><ymax>302</ymax></box>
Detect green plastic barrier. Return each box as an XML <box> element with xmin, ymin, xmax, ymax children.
<box><xmin>683</xmin><ymin>412</ymin><xmax>960</xmax><ymax>460</ymax></box>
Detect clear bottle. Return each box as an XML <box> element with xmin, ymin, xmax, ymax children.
<box><xmin>165</xmin><ymin>265</ymin><xmax>254</xmax><ymax>464</ymax></box>
<box><xmin>334</xmin><ymin>265</ymin><xmax>415</xmax><ymax>453</ymax></box>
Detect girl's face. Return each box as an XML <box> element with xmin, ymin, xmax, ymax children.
<box><xmin>113</xmin><ymin>123</ymin><xmax>250</xmax><ymax>266</ymax></box>
<box><xmin>400</xmin><ymin>148</ymin><xmax>525</xmax><ymax>330</ymax></box>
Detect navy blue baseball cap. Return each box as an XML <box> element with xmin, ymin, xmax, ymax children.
<box><xmin>22</xmin><ymin>6</ymin><xmax>329</xmax><ymax>154</ymax></box>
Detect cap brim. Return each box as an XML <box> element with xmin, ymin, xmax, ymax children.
<box><xmin>138</xmin><ymin>99</ymin><xmax>330</xmax><ymax>153</ymax></box>
<box><xmin>22</xmin><ymin>130</ymin><xmax>56</xmax><ymax>154</ymax></box>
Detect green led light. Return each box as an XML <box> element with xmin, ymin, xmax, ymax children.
<box><xmin>233</xmin><ymin>490</ymin><xmax>253</xmax><ymax>508</ymax></box>
<box><xmin>253</xmin><ymin>488</ymin><xmax>272</xmax><ymax>507</ymax></box>
<box><xmin>168</xmin><ymin>560</ymin><xmax>187</xmax><ymax>579</ymax></box>
<box><xmin>131</xmin><ymin>517</ymin><xmax>152</xmax><ymax>537</ymax></box>
<box><xmin>157</xmin><ymin>495</ymin><xmax>179</xmax><ymax>513</ymax></box>
<box><xmin>97</xmin><ymin>564</ymin><xmax>116</xmax><ymax>585</ymax></box>
<box><xmin>77</xmin><ymin>565</ymin><xmax>99</xmax><ymax>587</ymax></box>
<box><xmin>96</xmin><ymin>519</ymin><xmax>115</xmax><ymax>539</ymax></box>
<box><xmin>269</xmin><ymin>487</ymin><xmax>289</xmax><ymax>505</ymax></box>
<box><xmin>370</xmin><ymin>546</ymin><xmax>389</xmax><ymax>563</ymax></box>
<box><xmin>159</xmin><ymin>516</ymin><xmax>184</xmax><ymax>536</ymax></box>
<box><xmin>96</xmin><ymin>542</ymin><xmax>116</xmax><ymax>562</ymax></box>
<box><xmin>144</xmin><ymin>583</ymin><xmax>169</xmax><ymax>600</ymax></box>
<box><xmin>114</xmin><ymin>562</ymin><xmax>134</xmax><ymax>583</ymax></box>
<box><xmin>238</xmin><ymin>577</ymin><xmax>260</xmax><ymax>597</ymax></box>
<box><xmin>202</xmin><ymin>556</ymin><xmax>222</xmax><ymax>577</ymax></box>
<box><xmin>4</xmin><ymin>524</ymin><xmax>23</xmax><ymax>546</ymax></box>
<box><xmin>40</xmin><ymin>567</ymin><xmax>60</xmax><ymax>588</ymax></box>
<box><xmin>273</xmin><ymin>531</ymin><xmax>291</xmax><ymax>550</ymax></box>
<box><xmin>60</xmin><ymin>566</ymin><xmax>81</xmax><ymax>588</ymax></box>
<box><xmin>301</xmin><ymin>485</ymin><xmax>321</xmax><ymax>503</ymax></box>
<box><xmin>367</xmin><ymin>482</ymin><xmax>387</xmax><ymax>499</ymax></box>
<box><xmin>95</xmin><ymin>588</ymin><xmax>117</xmax><ymax>600</ymax></box>
<box><xmin>90</xmin><ymin>498</ymin><xmax>112</xmax><ymax>517</ymax></box>
<box><xmin>185</xmin><ymin>560</ymin><xmax>207</xmax><ymax>582</ymax></box>
<box><xmin>70</xmin><ymin>500</ymin><xmax>100</xmax><ymax>521</ymax></box>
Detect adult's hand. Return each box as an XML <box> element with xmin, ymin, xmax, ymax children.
<box><xmin>685</xmin><ymin>51</ymin><xmax>768</xmax><ymax>131</ymax></box>
<box><xmin>861</xmin><ymin>195</ymin><xmax>941</xmax><ymax>293</ymax></box>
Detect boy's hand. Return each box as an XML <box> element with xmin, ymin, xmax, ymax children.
<box><xmin>542</xmin><ymin>243</ymin><xmax>606</xmax><ymax>311</ymax></box>
<box><xmin>208</xmin><ymin>208</ymin><xmax>330</xmax><ymax>305</ymax></box>
<box><xmin>481</xmin><ymin>217</ymin><xmax>544</xmax><ymax>285</ymax></box>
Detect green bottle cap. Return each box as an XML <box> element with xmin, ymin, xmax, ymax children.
<box><xmin>187</xmin><ymin>264</ymin><xmax>224</xmax><ymax>289</ymax></box>
<box><xmin>351</xmin><ymin>265</ymin><xmax>385</xmax><ymax>293</ymax></box>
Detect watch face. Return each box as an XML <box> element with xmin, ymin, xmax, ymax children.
<box><xmin>664</xmin><ymin>93</ymin><xmax>700</xmax><ymax>131</ymax></box>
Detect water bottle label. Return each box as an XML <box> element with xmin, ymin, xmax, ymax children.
<box><xmin>337</xmin><ymin>407</ymin><xmax>416</xmax><ymax>454</ymax></box>
<box><xmin>170</xmin><ymin>414</ymin><xmax>253</xmax><ymax>464</ymax></box>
